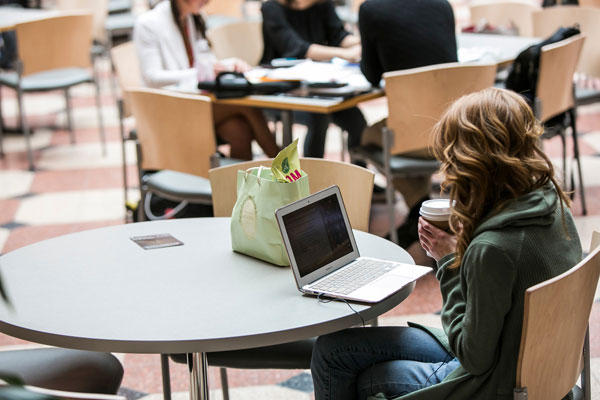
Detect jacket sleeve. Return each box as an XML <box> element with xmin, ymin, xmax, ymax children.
<box><xmin>437</xmin><ymin>241</ymin><xmax>516</xmax><ymax>375</ymax></box>
<box><xmin>323</xmin><ymin>0</ymin><xmax>349</xmax><ymax>47</ymax></box>
<box><xmin>261</xmin><ymin>2</ymin><xmax>311</xmax><ymax>59</ymax></box>
<box><xmin>358</xmin><ymin>3</ymin><xmax>383</xmax><ymax>86</ymax></box>
<box><xmin>133</xmin><ymin>17</ymin><xmax>196</xmax><ymax>88</ymax></box>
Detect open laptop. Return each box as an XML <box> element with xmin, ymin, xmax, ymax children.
<box><xmin>276</xmin><ymin>186</ymin><xmax>432</xmax><ymax>303</ymax></box>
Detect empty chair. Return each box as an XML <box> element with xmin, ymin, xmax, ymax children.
<box><xmin>206</xmin><ymin>20</ymin><xmax>263</xmax><ymax>67</ymax></box>
<box><xmin>533</xmin><ymin>35</ymin><xmax>586</xmax><ymax>214</ymax></box>
<box><xmin>110</xmin><ymin>41</ymin><xmax>141</xmax><ymax>221</ymax></box>
<box><xmin>469</xmin><ymin>0</ymin><xmax>540</xmax><ymax>36</ymax></box>
<box><xmin>351</xmin><ymin>62</ymin><xmax>497</xmax><ymax>243</ymax></box>
<box><xmin>532</xmin><ymin>6</ymin><xmax>600</xmax><ymax>122</ymax></box>
<box><xmin>0</xmin><ymin>13</ymin><xmax>106</xmax><ymax>171</ymax></box>
<box><xmin>514</xmin><ymin>231</ymin><xmax>600</xmax><ymax>400</ymax></box>
<box><xmin>126</xmin><ymin>88</ymin><xmax>222</xmax><ymax>221</ymax></box>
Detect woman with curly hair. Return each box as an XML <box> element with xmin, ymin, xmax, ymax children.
<box><xmin>310</xmin><ymin>88</ymin><xmax>582</xmax><ymax>400</ymax></box>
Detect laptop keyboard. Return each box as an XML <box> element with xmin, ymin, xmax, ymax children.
<box><xmin>309</xmin><ymin>259</ymin><xmax>397</xmax><ymax>295</ymax></box>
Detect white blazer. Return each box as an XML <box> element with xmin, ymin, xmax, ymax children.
<box><xmin>133</xmin><ymin>1</ymin><xmax>215</xmax><ymax>88</ymax></box>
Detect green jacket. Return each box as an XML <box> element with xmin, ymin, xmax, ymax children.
<box><xmin>371</xmin><ymin>184</ymin><xmax>582</xmax><ymax>400</ymax></box>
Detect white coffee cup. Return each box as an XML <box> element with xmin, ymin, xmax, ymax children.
<box><xmin>419</xmin><ymin>199</ymin><xmax>453</xmax><ymax>231</ymax></box>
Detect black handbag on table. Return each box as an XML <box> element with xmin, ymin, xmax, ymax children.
<box><xmin>198</xmin><ymin>72</ymin><xmax>300</xmax><ymax>99</ymax></box>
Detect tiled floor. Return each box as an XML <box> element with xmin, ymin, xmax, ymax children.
<box><xmin>1</xmin><ymin>6</ymin><xmax>600</xmax><ymax>400</ymax></box>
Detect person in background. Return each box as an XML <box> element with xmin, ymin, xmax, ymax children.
<box><xmin>134</xmin><ymin>0</ymin><xmax>280</xmax><ymax>160</ymax></box>
<box><xmin>310</xmin><ymin>88</ymin><xmax>582</xmax><ymax>399</ymax></box>
<box><xmin>358</xmin><ymin>0</ymin><xmax>457</xmax><ymax>248</ymax></box>
<box><xmin>261</xmin><ymin>0</ymin><xmax>366</xmax><ymax>159</ymax></box>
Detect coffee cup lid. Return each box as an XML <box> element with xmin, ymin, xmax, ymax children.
<box><xmin>419</xmin><ymin>199</ymin><xmax>453</xmax><ymax>216</ymax></box>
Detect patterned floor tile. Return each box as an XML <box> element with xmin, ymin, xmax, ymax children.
<box><xmin>14</xmin><ymin>189</ymin><xmax>126</xmax><ymax>225</ymax></box>
<box><xmin>36</xmin><ymin>141</ymin><xmax>135</xmax><ymax>171</ymax></box>
<box><xmin>0</xmin><ymin>170</ymin><xmax>34</xmax><ymax>199</ymax></box>
<box><xmin>0</xmin><ymin>130</ymin><xmax>53</xmax><ymax>153</ymax></box>
<box><xmin>55</xmin><ymin>103</ymin><xmax>120</xmax><ymax>129</ymax></box>
<box><xmin>0</xmin><ymin>228</ymin><xmax>8</xmax><ymax>255</ymax></box>
<box><xmin>0</xmin><ymin>200</ymin><xmax>20</xmax><ymax>227</ymax></box>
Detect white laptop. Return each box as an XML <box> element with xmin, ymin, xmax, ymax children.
<box><xmin>275</xmin><ymin>185</ymin><xmax>432</xmax><ymax>303</ymax></box>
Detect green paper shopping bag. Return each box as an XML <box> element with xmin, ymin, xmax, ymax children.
<box><xmin>231</xmin><ymin>165</ymin><xmax>309</xmax><ymax>266</ymax></box>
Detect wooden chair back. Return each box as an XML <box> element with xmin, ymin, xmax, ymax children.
<box><xmin>536</xmin><ymin>34</ymin><xmax>585</xmax><ymax>122</ymax></box>
<box><xmin>383</xmin><ymin>62</ymin><xmax>497</xmax><ymax>155</ymax></box>
<box><xmin>203</xmin><ymin>0</ymin><xmax>245</xmax><ymax>18</ymax></box>
<box><xmin>532</xmin><ymin>6</ymin><xmax>600</xmax><ymax>78</ymax></box>
<box><xmin>516</xmin><ymin>235</ymin><xmax>600</xmax><ymax>400</ymax></box>
<box><xmin>208</xmin><ymin>158</ymin><xmax>375</xmax><ymax>231</ymax></box>
<box><xmin>127</xmin><ymin>88</ymin><xmax>216</xmax><ymax>177</ymax></box>
<box><xmin>111</xmin><ymin>41</ymin><xmax>142</xmax><ymax>118</ymax></box>
<box><xmin>469</xmin><ymin>0</ymin><xmax>540</xmax><ymax>36</ymax></box>
<box><xmin>15</xmin><ymin>13</ymin><xmax>93</xmax><ymax>77</ymax></box>
<box><xmin>578</xmin><ymin>0</ymin><xmax>600</xmax><ymax>7</ymax></box>
<box><xmin>206</xmin><ymin>20</ymin><xmax>263</xmax><ymax>66</ymax></box>
<box><xmin>55</xmin><ymin>0</ymin><xmax>108</xmax><ymax>43</ymax></box>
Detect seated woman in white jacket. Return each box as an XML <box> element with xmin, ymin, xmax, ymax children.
<box><xmin>134</xmin><ymin>0</ymin><xmax>280</xmax><ymax>160</ymax></box>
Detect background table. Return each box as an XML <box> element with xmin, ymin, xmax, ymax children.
<box><xmin>0</xmin><ymin>7</ymin><xmax>58</xmax><ymax>32</ymax></box>
<box><xmin>0</xmin><ymin>218</ymin><xmax>416</xmax><ymax>399</ymax></box>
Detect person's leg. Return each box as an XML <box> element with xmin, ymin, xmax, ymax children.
<box><xmin>212</xmin><ymin>104</ymin><xmax>254</xmax><ymax>160</ymax></box>
<box><xmin>294</xmin><ymin>111</ymin><xmax>330</xmax><ymax>158</ymax></box>
<box><xmin>221</xmin><ymin>105</ymin><xmax>280</xmax><ymax>158</ymax></box>
<box><xmin>357</xmin><ymin>357</ymin><xmax>460</xmax><ymax>399</ymax></box>
<box><xmin>311</xmin><ymin>326</ymin><xmax>453</xmax><ymax>400</ymax></box>
<box><xmin>330</xmin><ymin>107</ymin><xmax>367</xmax><ymax>150</ymax></box>
<box><xmin>0</xmin><ymin>348</ymin><xmax>124</xmax><ymax>394</ymax></box>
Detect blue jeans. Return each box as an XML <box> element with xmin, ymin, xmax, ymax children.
<box><xmin>311</xmin><ymin>327</ymin><xmax>460</xmax><ymax>400</ymax></box>
<box><xmin>294</xmin><ymin>107</ymin><xmax>366</xmax><ymax>158</ymax></box>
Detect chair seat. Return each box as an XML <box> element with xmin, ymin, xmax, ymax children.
<box><xmin>108</xmin><ymin>0</ymin><xmax>132</xmax><ymax>14</ymax></box>
<box><xmin>0</xmin><ymin>68</ymin><xmax>92</xmax><ymax>91</ymax></box>
<box><xmin>352</xmin><ymin>145</ymin><xmax>441</xmax><ymax>176</ymax></box>
<box><xmin>105</xmin><ymin>13</ymin><xmax>135</xmax><ymax>33</ymax></box>
<box><xmin>145</xmin><ymin>170</ymin><xmax>212</xmax><ymax>203</ymax></box>
<box><xmin>170</xmin><ymin>338</ymin><xmax>316</xmax><ymax>369</ymax></box>
<box><xmin>575</xmin><ymin>86</ymin><xmax>600</xmax><ymax>107</ymax></box>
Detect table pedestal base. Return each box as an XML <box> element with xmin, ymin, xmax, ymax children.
<box><xmin>188</xmin><ymin>352</ymin><xmax>209</xmax><ymax>400</ymax></box>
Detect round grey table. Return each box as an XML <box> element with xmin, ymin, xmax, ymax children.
<box><xmin>0</xmin><ymin>218</ymin><xmax>415</xmax><ymax>400</ymax></box>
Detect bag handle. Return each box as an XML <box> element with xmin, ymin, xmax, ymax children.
<box><xmin>243</xmin><ymin>165</ymin><xmax>265</xmax><ymax>185</ymax></box>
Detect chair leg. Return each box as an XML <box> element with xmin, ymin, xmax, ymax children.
<box><xmin>17</xmin><ymin>87</ymin><xmax>34</xmax><ymax>171</ymax></box>
<box><xmin>160</xmin><ymin>354</ymin><xmax>172</xmax><ymax>400</ymax></box>
<box><xmin>569</xmin><ymin>108</ymin><xmax>587</xmax><ymax>215</ymax></box>
<box><xmin>219</xmin><ymin>367</ymin><xmax>230</xmax><ymax>400</ymax></box>
<box><xmin>93</xmin><ymin>78</ymin><xmax>107</xmax><ymax>156</ymax></box>
<box><xmin>117</xmin><ymin>99</ymin><xmax>129</xmax><ymax>223</ymax></box>
<box><xmin>583</xmin><ymin>325</ymin><xmax>591</xmax><ymax>400</ymax></box>
<box><xmin>382</xmin><ymin>127</ymin><xmax>397</xmax><ymax>244</ymax></box>
<box><xmin>64</xmin><ymin>88</ymin><xmax>76</xmax><ymax>144</ymax></box>
<box><xmin>340</xmin><ymin>130</ymin><xmax>347</xmax><ymax>162</ymax></box>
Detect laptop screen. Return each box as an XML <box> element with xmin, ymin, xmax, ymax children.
<box><xmin>281</xmin><ymin>192</ymin><xmax>353</xmax><ymax>277</ymax></box>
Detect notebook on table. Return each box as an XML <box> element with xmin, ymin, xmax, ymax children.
<box><xmin>275</xmin><ymin>186</ymin><xmax>432</xmax><ymax>303</ymax></box>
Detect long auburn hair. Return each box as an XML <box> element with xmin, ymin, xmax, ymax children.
<box><xmin>432</xmin><ymin>88</ymin><xmax>570</xmax><ymax>270</ymax></box>
<box><xmin>170</xmin><ymin>0</ymin><xmax>208</xmax><ymax>40</ymax></box>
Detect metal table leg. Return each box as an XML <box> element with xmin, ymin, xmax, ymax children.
<box><xmin>188</xmin><ymin>352</ymin><xmax>209</xmax><ymax>400</ymax></box>
<box><xmin>281</xmin><ymin>109</ymin><xmax>294</xmax><ymax>147</ymax></box>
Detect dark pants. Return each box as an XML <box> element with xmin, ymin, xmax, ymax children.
<box><xmin>294</xmin><ymin>107</ymin><xmax>366</xmax><ymax>158</ymax></box>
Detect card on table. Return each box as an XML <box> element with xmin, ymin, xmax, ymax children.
<box><xmin>130</xmin><ymin>233</ymin><xmax>183</xmax><ymax>250</ymax></box>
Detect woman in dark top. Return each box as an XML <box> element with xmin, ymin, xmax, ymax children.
<box><xmin>261</xmin><ymin>0</ymin><xmax>366</xmax><ymax>158</ymax></box>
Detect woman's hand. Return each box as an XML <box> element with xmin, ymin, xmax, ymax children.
<box><xmin>214</xmin><ymin>58</ymin><xmax>251</xmax><ymax>75</ymax></box>
<box><xmin>340</xmin><ymin>44</ymin><xmax>361</xmax><ymax>62</ymax></box>
<box><xmin>418</xmin><ymin>217</ymin><xmax>457</xmax><ymax>262</ymax></box>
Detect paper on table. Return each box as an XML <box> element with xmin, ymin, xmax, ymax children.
<box><xmin>249</xmin><ymin>60</ymin><xmax>372</xmax><ymax>90</ymax></box>
<box><xmin>458</xmin><ymin>47</ymin><xmax>503</xmax><ymax>63</ymax></box>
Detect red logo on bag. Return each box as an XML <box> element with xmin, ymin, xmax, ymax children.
<box><xmin>285</xmin><ymin>169</ymin><xmax>301</xmax><ymax>182</ymax></box>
